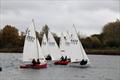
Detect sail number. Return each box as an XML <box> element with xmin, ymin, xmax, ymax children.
<box><xmin>71</xmin><ymin>39</ymin><xmax>78</xmax><ymax>44</ymax></box>
<box><xmin>26</xmin><ymin>36</ymin><xmax>35</xmax><ymax>42</ymax></box>
<box><xmin>48</xmin><ymin>42</ymin><xmax>55</xmax><ymax>46</ymax></box>
<box><xmin>65</xmin><ymin>42</ymin><xmax>70</xmax><ymax>45</ymax></box>
<box><xmin>42</xmin><ymin>42</ymin><xmax>46</xmax><ymax>45</ymax></box>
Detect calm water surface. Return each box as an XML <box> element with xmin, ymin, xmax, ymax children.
<box><xmin>0</xmin><ymin>53</ymin><xmax>120</xmax><ymax>80</ymax></box>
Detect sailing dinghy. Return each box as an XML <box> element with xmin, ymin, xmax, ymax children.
<box><xmin>47</xmin><ymin>32</ymin><xmax>65</xmax><ymax>64</ymax></box>
<box><xmin>20</xmin><ymin>21</ymin><xmax>47</xmax><ymax>69</ymax></box>
<box><xmin>68</xmin><ymin>25</ymin><xmax>90</xmax><ymax>66</ymax></box>
<box><xmin>54</xmin><ymin>32</ymin><xmax>71</xmax><ymax>65</ymax></box>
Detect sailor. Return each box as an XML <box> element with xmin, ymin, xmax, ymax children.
<box><xmin>32</xmin><ymin>58</ymin><xmax>37</xmax><ymax>66</ymax></box>
<box><xmin>80</xmin><ymin>59</ymin><xmax>88</xmax><ymax>65</ymax></box>
<box><xmin>67</xmin><ymin>58</ymin><xmax>71</xmax><ymax>62</ymax></box>
<box><xmin>64</xmin><ymin>56</ymin><xmax>67</xmax><ymax>61</ymax></box>
<box><xmin>60</xmin><ymin>56</ymin><xmax>64</xmax><ymax>61</ymax></box>
<box><xmin>46</xmin><ymin>54</ymin><xmax>52</xmax><ymax>60</ymax></box>
<box><xmin>37</xmin><ymin>59</ymin><xmax>41</xmax><ymax>64</ymax></box>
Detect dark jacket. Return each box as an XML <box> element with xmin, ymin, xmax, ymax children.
<box><xmin>32</xmin><ymin>59</ymin><xmax>37</xmax><ymax>65</ymax></box>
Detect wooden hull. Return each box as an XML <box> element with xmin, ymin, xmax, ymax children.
<box><xmin>20</xmin><ymin>63</ymin><xmax>47</xmax><ymax>69</ymax></box>
<box><xmin>54</xmin><ymin>60</ymin><xmax>70</xmax><ymax>65</ymax></box>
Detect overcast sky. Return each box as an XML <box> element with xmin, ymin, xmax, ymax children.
<box><xmin>0</xmin><ymin>0</ymin><xmax>120</xmax><ymax>36</ymax></box>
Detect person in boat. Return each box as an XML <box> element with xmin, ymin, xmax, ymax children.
<box><xmin>60</xmin><ymin>56</ymin><xmax>64</xmax><ymax>61</ymax></box>
<box><xmin>67</xmin><ymin>58</ymin><xmax>71</xmax><ymax>62</ymax></box>
<box><xmin>32</xmin><ymin>58</ymin><xmax>37</xmax><ymax>66</ymax></box>
<box><xmin>37</xmin><ymin>59</ymin><xmax>41</xmax><ymax>64</ymax></box>
<box><xmin>64</xmin><ymin>56</ymin><xmax>67</xmax><ymax>61</ymax></box>
<box><xmin>46</xmin><ymin>54</ymin><xmax>52</xmax><ymax>60</ymax></box>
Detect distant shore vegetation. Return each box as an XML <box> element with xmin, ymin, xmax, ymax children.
<box><xmin>0</xmin><ymin>19</ymin><xmax>120</xmax><ymax>55</ymax></box>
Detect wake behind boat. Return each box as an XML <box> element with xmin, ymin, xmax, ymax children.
<box><xmin>20</xmin><ymin>20</ymin><xmax>47</xmax><ymax>69</ymax></box>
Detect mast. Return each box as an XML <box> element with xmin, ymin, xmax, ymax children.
<box><xmin>73</xmin><ymin>24</ymin><xmax>85</xmax><ymax>59</ymax></box>
<box><xmin>32</xmin><ymin>19</ymin><xmax>39</xmax><ymax>59</ymax></box>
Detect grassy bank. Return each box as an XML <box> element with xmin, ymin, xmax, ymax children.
<box><xmin>0</xmin><ymin>48</ymin><xmax>120</xmax><ymax>55</ymax></box>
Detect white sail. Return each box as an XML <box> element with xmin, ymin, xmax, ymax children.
<box><xmin>60</xmin><ymin>32</ymin><xmax>71</xmax><ymax>58</ymax></box>
<box><xmin>47</xmin><ymin>32</ymin><xmax>61</xmax><ymax>61</ymax></box>
<box><xmin>79</xmin><ymin>37</ymin><xmax>89</xmax><ymax>61</ymax></box>
<box><xmin>68</xmin><ymin>31</ymin><xmax>89</xmax><ymax>63</ymax></box>
<box><xmin>23</xmin><ymin>22</ymin><xmax>46</xmax><ymax>63</ymax></box>
<box><xmin>41</xmin><ymin>34</ymin><xmax>49</xmax><ymax>57</ymax></box>
<box><xmin>23</xmin><ymin>24</ymin><xmax>38</xmax><ymax>62</ymax></box>
<box><xmin>37</xmin><ymin>39</ymin><xmax>46</xmax><ymax>63</ymax></box>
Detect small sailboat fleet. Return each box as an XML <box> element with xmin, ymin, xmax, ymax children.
<box><xmin>20</xmin><ymin>20</ymin><xmax>90</xmax><ymax>69</ymax></box>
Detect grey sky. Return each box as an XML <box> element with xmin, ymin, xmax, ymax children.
<box><xmin>0</xmin><ymin>0</ymin><xmax>120</xmax><ymax>36</ymax></box>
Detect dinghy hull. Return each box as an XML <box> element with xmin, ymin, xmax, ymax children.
<box><xmin>20</xmin><ymin>63</ymin><xmax>47</xmax><ymax>69</ymax></box>
<box><xmin>54</xmin><ymin>61</ymin><xmax>70</xmax><ymax>65</ymax></box>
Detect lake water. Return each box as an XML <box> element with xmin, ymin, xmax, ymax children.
<box><xmin>0</xmin><ymin>53</ymin><xmax>120</xmax><ymax>80</ymax></box>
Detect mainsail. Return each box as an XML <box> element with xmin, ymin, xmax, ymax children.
<box><xmin>68</xmin><ymin>25</ymin><xmax>89</xmax><ymax>63</ymax></box>
<box><xmin>41</xmin><ymin>33</ymin><xmax>49</xmax><ymax>57</ymax></box>
<box><xmin>23</xmin><ymin>21</ymin><xmax>46</xmax><ymax>63</ymax></box>
<box><xmin>37</xmin><ymin>38</ymin><xmax>46</xmax><ymax>63</ymax></box>
<box><xmin>47</xmin><ymin>32</ymin><xmax>61</xmax><ymax>61</ymax></box>
<box><xmin>60</xmin><ymin>32</ymin><xmax>71</xmax><ymax>58</ymax></box>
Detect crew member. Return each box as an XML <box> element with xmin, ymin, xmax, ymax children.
<box><xmin>32</xmin><ymin>58</ymin><xmax>37</xmax><ymax>66</ymax></box>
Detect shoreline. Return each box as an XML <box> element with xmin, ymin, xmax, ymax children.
<box><xmin>0</xmin><ymin>47</ymin><xmax>23</xmax><ymax>53</ymax></box>
<box><xmin>0</xmin><ymin>48</ymin><xmax>120</xmax><ymax>55</ymax></box>
<box><xmin>85</xmin><ymin>49</ymin><xmax>120</xmax><ymax>55</ymax></box>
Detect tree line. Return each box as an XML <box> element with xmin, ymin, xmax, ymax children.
<box><xmin>0</xmin><ymin>19</ymin><xmax>120</xmax><ymax>51</ymax></box>
<box><xmin>81</xmin><ymin>19</ymin><xmax>120</xmax><ymax>49</ymax></box>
